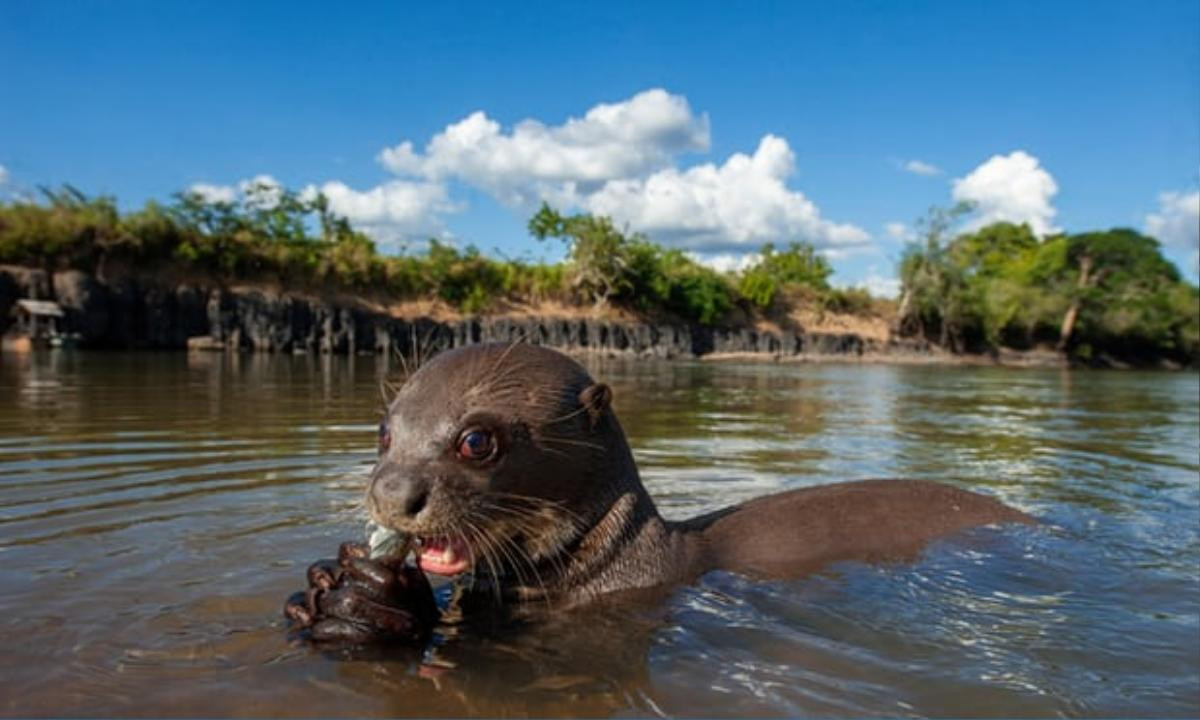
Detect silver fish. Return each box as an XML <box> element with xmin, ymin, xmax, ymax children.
<box><xmin>366</xmin><ymin>520</ymin><xmax>412</xmax><ymax>563</ymax></box>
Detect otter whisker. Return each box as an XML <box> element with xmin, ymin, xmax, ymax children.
<box><xmin>476</xmin><ymin>500</ymin><xmax>580</xmax><ymax>542</ymax></box>
<box><xmin>461</xmin><ymin>515</ymin><xmax>503</xmax><ymax>602</ymax></box>
<box><xmin>484</xmin><ymin>491</ymin><xmax>589</xmax><ymax>528</ymax></box>
<box><xmin>542</xmin><ymin>402</ymin><xmax>592</xmax><ymax>426</ymax></box>
<box><xmin>537</xmin><ymin>434</ymin><xmax>606</xmax><ymax>452</ymax></box>
<box><xmin>392</xmin><ymin>341</ymin><xmax>410</xmax><ymax>381</ymax></box>
<box><xmin>467</xmin><ymin>501</ymin><xmax>564</xmax><ymax>610</ymax></box>
<box><xmin>378</xmin><ymin>378</ymin><xmax>391</xmax><ymax>409</ymax></box>
<box><xmin>470</xmin><ymin>513</ymin><xmax>545</xmax><ymax>605</ymax></box>
<box><xmin>487</xmin><ymin>522</ymin><xmax>554</xmax><ymax>610</ymax></box>
<box><xmin>479</xmin><ymin>501</ymin><xmax>584</xmax><ymax>542</ymax></box>
<box><xmin>535</xmin><ymin>445</ymin><xmax>572</xmax><ymax>460</ymax></box>
<box><xmin>488</xmin><ymin>337</ymin><xmax>528</xmax><ymax>375</ymax></box>
<box><xmin>473</xmin><ymin>502</ymin><xmax>576</xmax><ymax>590</ymax></box>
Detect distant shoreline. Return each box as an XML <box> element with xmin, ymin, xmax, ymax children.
<box><xmin>4</xmin><ymin>188</ymin><xmax>1196</xmax><ymax>370</ymax></box>
<box><xmin>698</xmin><ymin>349</ymin><xmax>1073</xmax><ymax>369</ymax></box>
<box><xmin>3</xmin><ymin>265</ymin><xmax>1190</xmax><ymax>370</ymax></box>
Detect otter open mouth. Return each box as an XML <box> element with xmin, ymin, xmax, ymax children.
<box><xmin>366</xmin><ymin>521</ymin><xmax>474</xmax><ymax>577</ymax></box>
<box><xmin>415</xmin><ymin>535</ymin><xmax>472</xmax><ymax>576</ymax></box>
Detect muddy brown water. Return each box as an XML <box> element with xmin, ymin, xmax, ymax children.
<box><xmin>0</xmin><ymin>351</ymin><xmax>1197</xmax><ymax>717</ymax></box>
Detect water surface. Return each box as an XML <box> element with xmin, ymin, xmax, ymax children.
<box><xmin>1</xmin><ymin>351</ymin><xmax>1197</xmax><ymax>717</ymax></box>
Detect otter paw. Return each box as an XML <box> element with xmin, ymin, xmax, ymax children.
<box><xmin>283</xmin><ymin>542</ymin><xmax>438</xmax><ymax>645</ymax></box>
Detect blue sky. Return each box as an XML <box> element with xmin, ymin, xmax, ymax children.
<box><xmin>2</xmin><ymin>1</ymin><xmax>1198</xmax><ymax>290</ymax></box>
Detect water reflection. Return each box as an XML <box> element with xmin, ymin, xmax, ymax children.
<box><xmin>0</xmin><ymin>350</ymin><xmax>1196</xmax><ymax>717</ymax></box>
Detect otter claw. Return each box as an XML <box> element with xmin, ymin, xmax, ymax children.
<box><xmin>284</xmin><ymin>592</ymin><xmax>314</xmax><ymax>626</ymax></box>
<box><xmin>338</xmin><ymin>541</ymin><xmax>370</xmax><ymax>563</ymax></box>
<box><xmin>306</xmin><ymin>559</ymin><xmax>342</xmax><ymax>590</ymax></box>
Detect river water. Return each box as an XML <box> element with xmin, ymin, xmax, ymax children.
<box><xmin>0</xmin><ymin>350</ymin><xmax>1196</xmax><ymax>717</ymax></box>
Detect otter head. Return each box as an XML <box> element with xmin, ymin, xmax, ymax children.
<box><xmin>367</xmin><ymin>343</ymin><xmax>636</xmax><ymax>583</ymax></box>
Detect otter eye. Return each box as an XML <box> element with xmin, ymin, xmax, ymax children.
<box><xmin>378</xmin><ymin>421</ymin><xmax>391</xmax><ymax>455</ymax></box>
<box><xmin>456</xmin><ymin>428</ymin><xmax>495</xmax><ymax>461</ymax></box>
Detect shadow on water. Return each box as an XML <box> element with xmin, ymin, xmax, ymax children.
<box><xmin>0</xmin><ymin>350</ymin><xmax>1196</xmax><ymax>717</ymax></box>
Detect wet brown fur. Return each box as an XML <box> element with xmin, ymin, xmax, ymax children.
<box><xmin>367</xmin><ymin>343</ymin><xmax>1033</xmax><ymax>607</ymax></box>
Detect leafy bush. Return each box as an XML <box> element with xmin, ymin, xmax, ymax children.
<box><xmin>422</xmin><ymin>241</ymin><xmax>511</xmax><ymax>313</ymax></box>
<box><xmin>823</xmin><ymin>286</ymin><xmax>875</xmax><ymax>315</ymax></box>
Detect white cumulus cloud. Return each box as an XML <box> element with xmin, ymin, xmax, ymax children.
<box><xmin>903</xmin><ymin>159</ymin><xmax>941</xmax><ymax>176</ymax></box>
<box><xmin>953</xmin><ymin>151</ymin><xmax>1060</xmax><ymax>236</ymax></box>
<box><xmin>186</xmin><ymin>90</ymin><xmax>872</xmax><ymax>253</ymax></box>
<box><xmin>581</xmin><ymin>135</ymin><xmax>871</xmax><ymax>253</ymax></box>
<box><xmin>379</xmin><ymin>88</ymin><xmax>711</xmax><ymax>206</ymax></box>
<box><xmin>859</xmin><ymin>273</ymin><xmax>901</xmax><ymax>299</ymax></box>
<box><xmin>374</xmin><ymin>89</ymin><xmax>868</xmax><ymax>255</ymax></box>
<box><xmin>884</xmin><ymin>221</ymin><xmax>912</xmax><ymax>241</ymax></box>
<box><xmin>0</xmin><ymin>164</ymin><xmax>9</xmax><ymax>185</ymax></box>
<box><xmin>689</xmin><ymin>251</ymin><xmax>761</xmax><ymax>273</ymax></box>
<box><xmin>186</xmin><ymin>174</ymin><xmax>452</xmax><ymax>245</ymax></box>
<box><xmin>833</xmin><ymin>266</ymin><xmax>901</xmax><ymax>299</ymax></box>
<box><xmin>187</xmin><ymin>182</ymin><xmax>238</xmax><ymax>204</ymax></box>
<box><xmin>1145</xmin><ymin>190</ymin><xmax>1199</xmax><ymax>250</ymax></box>
<box><xmin>306</xmin><ymin>179</ymin><xmax>457</xmax><ymax>243</ymax></box>
<box><xmin>188</xmin><ymin>174</ymin><xmax>283</xmax><ymax>208</ymax></box>
<box><xmin>1146</xmin><ymin>190</ymin><xmax>1200</xmax><ymax>273</ymax></box>
<box><xmin>237</xmin><ymin>174</ymin><xmax>284</xmax><ymax>209</ymax></box>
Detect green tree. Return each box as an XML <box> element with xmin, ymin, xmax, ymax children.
<box><xmin>896</xmin><ymin>202</ymin><xmax>975</xmax><ymax>349</ymax></box>
<box><xmin>949</xmin><ymin>222</ymin><xmax>1044</xmax><ymax>348</ymax></box>
<box><xmin>529</xmin><ymin>203</ymin><xmax>634</xmax><ymax>307</ymax></box>
<box><xmin>737</xmin><ymin>241</ymin><xmax>833</xmax><ymax>311</ymax></box>
<box><xmin>894</xmin><ymin>207</ymin><xmax>1198</xmax><ymax>362</ymax></box>
<box><xmin>528</xmin><ymin>203</ymin><xmax>737</xmax><ymax>324</ymax></box>
<box><xmin>1030</xmin><ymin>229</ymin><xmax>1189</xmax><ymax>356</ymax></box>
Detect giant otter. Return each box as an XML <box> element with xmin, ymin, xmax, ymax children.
<box><xmin>285</xmin><ymin>342</ymin><xmax>1031</xmax><ymax>643</ymax></box>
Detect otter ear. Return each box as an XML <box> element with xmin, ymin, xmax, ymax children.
<box><xmin>579</xmin><ymin>383</ymin><xmax>613</xmax><ymax>430</ymax></box>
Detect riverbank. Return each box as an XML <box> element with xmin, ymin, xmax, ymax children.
<box><xmin>0</xmin><ymin>264</ymin><xmax>1179</xmax><ymax>369</ymax></box>
<box><xmin>700</xmin><ymin>347</ymin><xmax>1071</xmax><ymax>368</ymax></box>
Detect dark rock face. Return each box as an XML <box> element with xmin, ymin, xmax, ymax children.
<box><xmin>0</xmin><ymin>271</ymin><xmax>21</xmax><ymax>336</ymax></box>
<box><xmin>0</xmin><ymin>266</ymin><xmax>907</xmax><ymax>360</ymax></box>
<box><xmin>53</xmin><ymin>270</ymin><xmax>109</xmax><ymax>345</ymax></box>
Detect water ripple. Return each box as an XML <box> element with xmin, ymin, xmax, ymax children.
<box><xmin>0</xmin><ymin>353</ymin><xmax>1196</xmax><ymax>717</ymax></box>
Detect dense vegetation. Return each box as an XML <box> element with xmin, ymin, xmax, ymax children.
<box><xmin>1</xmin><ymin>185</ymin><xmax>1195</xmax><ymax>363</ymax></box>
<box><xmin>0</xmin><ymin>186</ymin><xmax>873</xmax><ymax>324</ymax></box>
<box><xmin>898</xmin><ymin>204</ymin><xmax>1199</xmax><ymax>363</ymax></box>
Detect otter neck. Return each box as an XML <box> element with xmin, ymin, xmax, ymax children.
<box><xmin>507</xmin><ymin>446</ymin><xmax>707</xmax><ymax>605</ymax></box>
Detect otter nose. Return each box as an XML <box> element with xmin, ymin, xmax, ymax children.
<box><xmin>371</xmin><ymin>472</ymin><xmax>430</xmax><ymax>519</ymax></box>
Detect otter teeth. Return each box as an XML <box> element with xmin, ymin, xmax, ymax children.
<box><xmin>418</xmin><ymin>536</ymin><xmax>460</xmax><ymax>563</ymax></box>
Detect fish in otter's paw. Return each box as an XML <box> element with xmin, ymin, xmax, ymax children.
<box><xmin>284</xmin><ymin>342</ymin><xmax>1033</xmax><ymax>643</ymax></box>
